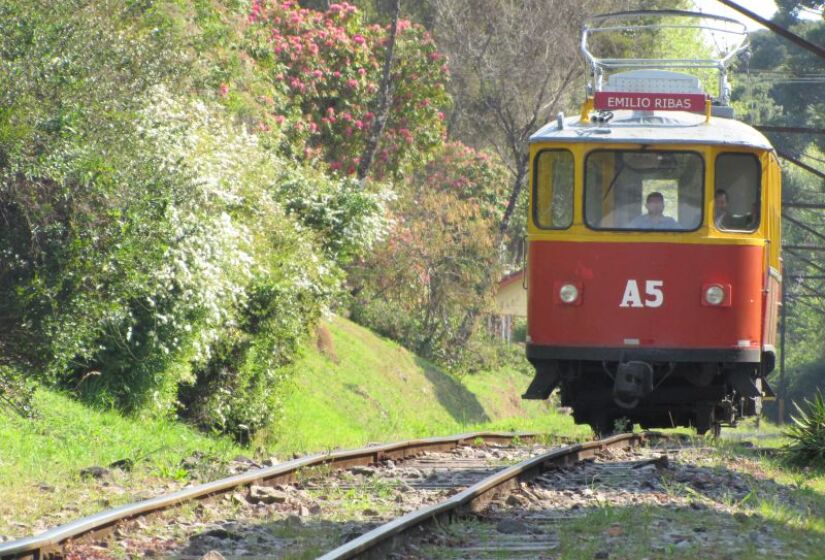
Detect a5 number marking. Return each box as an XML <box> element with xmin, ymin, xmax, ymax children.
<box><xmin>620</xmin><ymin>280</ymin><xmax>664</xmax><ymax>308</ymax></box>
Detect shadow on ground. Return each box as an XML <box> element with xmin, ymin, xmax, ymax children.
<box><xmin>415</xmin><ymin>356</ymin><xmax>490</xmax><ymax>424</ymax></box>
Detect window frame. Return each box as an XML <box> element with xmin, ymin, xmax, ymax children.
<box><xmin>582</xmin><ymin>148</ymin><xmax>706</xmax><ymax>233</ymax></box>
<box><xmin>714</xmin><ymin>152</ymin><xmax>762</xmax><ymax>233</ymax></box>
<box><xmin>532</xmin><ymin>148</ymin><xmax>575</xmax><ymax>231</ymax></box>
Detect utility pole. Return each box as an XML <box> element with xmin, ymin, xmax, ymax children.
<box><xmin>778</xmin><ymin>279</ymin><xmax>787</xmax><ymax>424</ymax></box>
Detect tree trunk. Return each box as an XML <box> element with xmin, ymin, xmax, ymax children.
<box><xmin>498</xmin><ymin>155</ymin><xmax>528</xmax><ymax>242</ymax></box>
<box><xmin>357</xmin><ymin>0</ymin><xmax>400</xmax><ymax>183</ymax></box>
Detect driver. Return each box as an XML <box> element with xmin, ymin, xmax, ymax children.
<box><xmin>629</xmin><ymin>192</ymin><xmax>678</xmax><ymax>229</ymax></box>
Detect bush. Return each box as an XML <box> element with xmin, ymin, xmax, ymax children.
<box><xmin>348</xmin><ymin>142</ymin><xmax>508</xmax><ymax>372</ymax></box>
<box><xmin>0</xmin><ymin>0</ymin><xmax>390</xmax><ymax>440</ymax></box>
<box><xmin>784</xmin><ymin>389</ymin><xmax>825</xmax><ymax>467</ymax></box>
<box><xmin>0</xmin><ymin>366</ymin><xmax>35</xmax><ymax>419</ymax></box>
<box><xmin>177</xmin><ymin>205</ymin><xmax>340</xmax><ymax>439</ymax></box>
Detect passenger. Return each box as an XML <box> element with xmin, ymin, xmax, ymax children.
<box><xmin>714</xmin><ymin>189</ymin><xmax>729</xmax><ymax>228</ymax></box>
<box><xmin>629</xmin><ymin>192</ymin><xmax>678</xmax><ymax>229</ymax></box>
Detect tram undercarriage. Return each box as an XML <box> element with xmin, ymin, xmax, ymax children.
<box><xmin>524</xmin><ymin>358</ymin><xmax>775</xmax><ymax>436</ymax></box>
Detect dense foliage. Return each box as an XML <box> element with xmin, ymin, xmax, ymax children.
<box><xmin>349</xmin><ymin>142</ymin><xmax>509</xmax><ymax>371</ymax></box>
<box><xmin>0</xmin><ymin>0</ymin><xmax>389</xmax><ymax>440</ymax></box>
<box><xmin>0</xmin><ymin>0</ymin><xmax>502</xmax><ymax>440</ymax></box>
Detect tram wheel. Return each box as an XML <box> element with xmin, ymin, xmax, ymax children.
<box><xmin>589</xmin><ymin>413</ymin><xmax>620</xmax><ymax>439</ymax></box>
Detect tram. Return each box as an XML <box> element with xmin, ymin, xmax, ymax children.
<box><xmin>522</xmin><ymin>11</ymin><xmax>781</xmax><ymax>435</ymax></box>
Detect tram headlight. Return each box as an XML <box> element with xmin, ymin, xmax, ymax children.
<box><xmin>704</xmin><ymin>285</ymin><xmax>725</xmax><ymax>306</ymax></box>
<box><xmin>559</xmin><ymin>283</ymin><xmax>580</xmax><ymax>304</ymax></box>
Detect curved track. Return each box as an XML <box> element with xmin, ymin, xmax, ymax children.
<box><xmin>0</xmin><ymin>432</ymin><xmax>543</xmax><ymax>560</ymax></box>
<box><xmin>319</xmin><ymin>432</ymin><xmax>663</xmax><ymax>559</ymax></box>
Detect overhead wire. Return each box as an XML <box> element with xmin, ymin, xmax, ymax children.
<box><xmin>714</xmin><ymin>0</ymin><xmax>825</xmax><ymax>59</ymax></box>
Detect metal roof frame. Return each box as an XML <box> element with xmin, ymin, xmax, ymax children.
<box><xmin>581</xmin><ymin>10</ymin><xmax>750</xmax><ymax>104</ymax></box>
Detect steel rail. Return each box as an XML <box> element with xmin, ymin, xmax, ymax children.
<box><xmin>319</xmin><ymin>431</ymin><xmax>662</xmax><ymax>560</ymax></box>
<box><xmin>587</xmin><ymin>9</ymin><xmax>745</xmax><ymax>27</ymax></box>
<box><xmin>588</xmin><ymin>24</ymin><xmax>748</xmax><ymax>37</ymax></box>
<box><xmin>0</xmin><ymin>431</ymin><xmax>542</xmax><ymax>560</ymax></box>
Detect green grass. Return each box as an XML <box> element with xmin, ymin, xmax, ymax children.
<box><xmin>305</xmin><ymin>473</ymin><xmax>401</xmax><ymax>520</ymax></box>
<box><xmin>0</xmin><ymin>390</ymin><xmax>243</xmax><ymax>537</ymax></box>
<box><xmin>718</xmin><ymin>417</ymin><xmax>791</xmax><ymax>448</ymax></box>
<box><xmin>271</xmin><ymin>316</ymin><xmax>586</xmax><ymax>453</ymax></box>
<box><xmin>0</xmin><ymin>316</ymin><xmax>580</xmax><ymax>538</ymax></box>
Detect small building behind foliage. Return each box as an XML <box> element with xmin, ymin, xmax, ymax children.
<box><xmin>492</xmin><ymin>270</ymin><xmax>526</xmax><ymax>342</ymax></box>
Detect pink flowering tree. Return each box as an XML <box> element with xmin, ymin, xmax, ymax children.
<box><xmin>246</xmin><ymin>1</ymin><xmax>450</xmax><ymax>178</ymax></box>
<box><xmin>349</xmin><ymin>142</ymin><xmax>509</xmax><ymax>370</ymax></box>
<box><xmin>414</xmin><ymin>142</ymin><xmax>509</xmax><ymax>224</ymax></box>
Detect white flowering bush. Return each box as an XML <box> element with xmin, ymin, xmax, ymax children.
<box><xmin>276</xmin><ymin>167</ymin><xmax>394</xmax><ymax>261</ymax></box>
<box><xmin>0</xmin><ymin>1</ymin><xmax>390</xmax><ymax>438</ymax></box>
<box><xmin>76</xmin><ymin>86</ymin><xmax>273</xmax><ymax>415</ymax></box>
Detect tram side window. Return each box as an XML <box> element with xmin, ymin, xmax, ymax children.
<box><xmin>584</xmin><ymin>150</ymin><xmax>703</xmax><ymax>231</ymax></box>
<box><xmin>534</xmin><ymin>150</ymin><xmax>574</xmax><ymax>229</ymax></box>
<box><xmin>715</xmin><ymin>153</ymin><xmax>760</xmax><ymax>232</ymax></box>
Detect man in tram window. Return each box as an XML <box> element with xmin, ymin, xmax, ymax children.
<box><xmin>714</xmin><ymin>188</ymin><xmax>730</xmax><ymax>228</ymax></box>
<box><xmin>716</xmin><ymin>189</ymin><xmax>759</xmax><ymax>230</ymax></box>
<box><xmin>629</xmin><ymin>191</ymin><xmax>678</xmax><ymax>229</ymax></box>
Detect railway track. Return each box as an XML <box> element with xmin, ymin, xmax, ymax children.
<box><xmin>322</xmin><ymin>432</ymin><xmax>818</xmax><ymax>560</ymax></box>
<box><xmin>5</xmin><ymin>431</ymin><xmax>808</xmax><ymax>559</ymax></box>
<box><xmin>0</xmin><ymin>432</ymin><xmax>558</xmax><ymax>560</ymax></box>
<box><xmin>319</xmin><ymin>432</ymin><xmax>662</xmax><ymax>560</ymax></box>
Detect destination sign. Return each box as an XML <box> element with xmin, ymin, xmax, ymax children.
<box><xmin>594</xmin><ymin>92</ymin><xmax>707</xmax><ymax>113</ymax></box>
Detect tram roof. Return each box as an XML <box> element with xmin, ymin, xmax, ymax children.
<box><xmin>530</xmin><ymin>110</ymin><xmax>773</xmax><ymax>151</ymax></box>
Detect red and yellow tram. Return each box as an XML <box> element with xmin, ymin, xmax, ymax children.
<box><xmin>522</xmin><ymin>11</ymin><xmax>781</xmax><ymax>435</ymax></box>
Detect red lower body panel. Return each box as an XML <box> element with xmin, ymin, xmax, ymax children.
<box><xmin>528</xmin><ymin>241</ymin><xmax>764</xmax><ymax>354</ymax></box>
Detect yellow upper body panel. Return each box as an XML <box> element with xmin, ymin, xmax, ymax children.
<box><xmin>527</xmin><ymin>141</ymin><xmax>782</xmax><ymax>271</ymax></box>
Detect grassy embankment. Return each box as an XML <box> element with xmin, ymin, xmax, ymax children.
<box><xmin>273</xmin><ymin>315</ymin><xmax>584</xmax><ymax>453</ymax></box>
<box><xmin>0</xmin><ymin>315</ymin><xmax>582</xmax><ymax>536</ymax></box>
<box><xmin>0</xmin><ymin>389</ymin><xmax>244</xmax><ymax>538</ymax></box>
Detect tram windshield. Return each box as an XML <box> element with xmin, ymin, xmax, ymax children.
<box><xmin>585</xmin><ymin>150</ymin><xmax>703</xmax><ymax>231</ymax></box>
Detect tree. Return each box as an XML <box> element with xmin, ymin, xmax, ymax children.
<box><xmin>357</xmin><ymin>0</ymin><xmax>400</xmax><ymax>181</ymax></box>
<box><xmin>428</xmin><ymin>0</ymin><xmax>687</xmax><ymax>247</ymax></box>
<box><xmin>247</xmin><ymin>0</ymin><xmax>450</xmax><ymax>180</ymax></box>
<box><xmin>349</xmin><ymin>142</ymin><xmax>508</xmax><ymax>370</ymax></box>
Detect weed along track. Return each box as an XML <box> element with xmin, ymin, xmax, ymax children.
<box><xmin>0</xmin><ymin>432</ymin><xmax>557</xmax><ymax>560</ymax></box>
